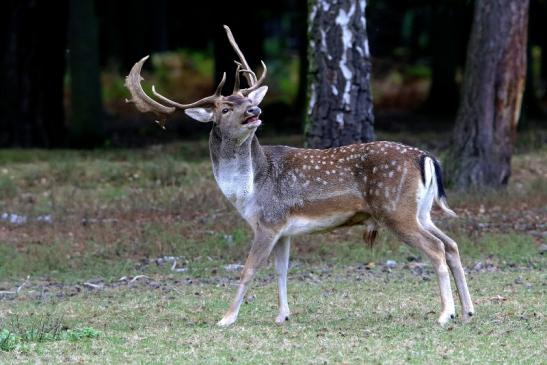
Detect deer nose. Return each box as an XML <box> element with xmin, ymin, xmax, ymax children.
<box><xmin>246</xmin><ymin>106</ymin><xmax>261</xmax><ymax>116</ymax></box>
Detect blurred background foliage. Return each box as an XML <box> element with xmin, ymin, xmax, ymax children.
<box><xmin>0</xmin><ymin>0</ymin><xmax>545</xmax><ymax>148</ymax></box>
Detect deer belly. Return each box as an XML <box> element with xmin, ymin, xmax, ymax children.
<box><xmin>282</xmin><ymin>213</ymin><xmax>356</xmax><ymax>236</ymax></box>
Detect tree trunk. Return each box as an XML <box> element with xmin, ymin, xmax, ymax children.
<box><xmin>68</xmin><ymin>0</ymin><xmax>104</xmax><ymax>148</ymax></box>
<box><xmin>0</xmin><ymin>0</ymin><xmax>67</xmax><ymax>147</ymax></box>
<box><xmin>306</xmin><ymin>0</ymin><xmax>375</xmax><ymax>148</ymax></box>
<box><xmin>446</xmin><ymin>0</ymin><xmax>529</xmax><ymax>189</ymax></box>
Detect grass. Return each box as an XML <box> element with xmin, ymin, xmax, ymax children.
<box><xmin>0</xmin><ymin>267</ymin><xmax>544</xmax><ymax>363</ymax></box>
<box><xmin>0</xmin><ymin>133</ymin><xmax>545</xmax><ymax>363</ymax></box>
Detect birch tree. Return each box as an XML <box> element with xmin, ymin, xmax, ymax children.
<box><xmin>306</xmin><ymin>0</ymin><xmax>375</xmax><ymax>148</ymax></box>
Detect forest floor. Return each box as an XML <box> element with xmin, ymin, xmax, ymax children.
<box><xmin>0</xmin><ymin>131</ymin><xmax>545</xmax><ymax>363</ymax></box>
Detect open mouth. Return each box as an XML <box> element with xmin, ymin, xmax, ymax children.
<box><xmin>242</xmin><ymin>116</ymin><xmax>260</xmax><ymax>125</ymax></box>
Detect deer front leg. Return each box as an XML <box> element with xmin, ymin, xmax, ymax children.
<box><xmin>273</xmin><ymin>236</ymin><xmax>291</xmax><ymax>324</ymax></box>
<box><xmin>217</xmin><ymin>229</ymin><xmax>278</xmax><ymax>327</ymax></box>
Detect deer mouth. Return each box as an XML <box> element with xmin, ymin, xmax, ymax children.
<box><xmin>242</xmin><ymin>116</ymin><xmax>261</xmax><ymax>126</ymax></box>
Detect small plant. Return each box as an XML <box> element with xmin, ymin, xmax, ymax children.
<box><xmin>65</xmin><ymin>327</ymin><xmax>100</xmax><ymax>341</ymax></box>
<box><xmin>0</xmin><ymin>329</ymin><xmax>18</xmax><ymax>351</ymax></box>
<box><xmin>0</xmin><ymin>313</ymin><xmax>100</xmax><ymax>352</ymax></box>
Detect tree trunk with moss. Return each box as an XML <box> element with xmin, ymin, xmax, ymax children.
<box><xmin>446</xmin><ymin>0</ymin><xmax>528</xmax><ymax>189</ymax></box>
<box><xmin>305</xmin><ymin>0</ymin><xmax>374</xmax><ymax>148</ymax></box>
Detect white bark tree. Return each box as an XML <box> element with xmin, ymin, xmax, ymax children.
<box><xmin>306</xmin><ymin>0</ymin><xmax>375</xmax><ymax>148</ymax></box>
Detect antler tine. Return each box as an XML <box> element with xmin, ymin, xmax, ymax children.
<box><xmin>223</xmin><ymin>25</ymin><xmax>257</xmax><ymax>86</ymax></box>
<box><xmin>215</xmin><ymin>72</ymin><xmax>227</xmax><ymax>96</ymax></box>
<box><xmin>239</xmin><ymin>61</ymin><xmax>267</xmax><ymax>96</ymax></box>
<box><xmin>151</xmin><ymin>72</ymin><xmax>225</xmax><ymax>109</ymax></box>
<box><xmin>125</xmin><ymin>56</ymin><xmax>175</xmax><ymax>115</ymax></box>
<box><xmin>233</xmin><ymin>63</ymin><xmax>241</xmax><ymax>94</ymax></box>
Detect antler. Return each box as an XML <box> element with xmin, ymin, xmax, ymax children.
<box><xmin>125</xmin><ymin>55</ymin><xmax>226</xmax><ymax>127</ymax></box>
<box><xmin>223</xmin><ymin>25</ymin><xmax>267</xmax><ymax>95</ymax></box>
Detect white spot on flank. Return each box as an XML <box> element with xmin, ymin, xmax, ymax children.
<box><xmin>388</xmin><ymin>171</ymin><xmax>394</xmax><ymax>178</ymax></box>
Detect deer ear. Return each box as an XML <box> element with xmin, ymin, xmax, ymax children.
<box><xmin>248</xmin><ymin>86</ymin><xmax>268</xmax><ymax>105</ymax></box>
<box><xmin>184</xmin><ymin>108</ymin><xmax>214</xmax><ymax>123</ymax></box>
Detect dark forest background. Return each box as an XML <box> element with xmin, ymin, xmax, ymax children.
<box><xmin>1</xmin><ymin>0</ymin><xmax>546</xmax><ymax>148</ymax></box>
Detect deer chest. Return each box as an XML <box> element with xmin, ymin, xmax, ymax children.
<box><xmin>213</xmin><ymin>159</ymin><xmax>255</xmax><ymax>215</ymax></box>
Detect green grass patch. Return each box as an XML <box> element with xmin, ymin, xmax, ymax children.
<box><xmin>0</xmin><ymin>268</ymin><xmax>544</xmax><ymax>363</ymax></box>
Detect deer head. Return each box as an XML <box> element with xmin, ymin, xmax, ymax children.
<box><xmin>125</xmin><ymin>25</ymin><xmax>268</xmax><ymax>143</ymax></box>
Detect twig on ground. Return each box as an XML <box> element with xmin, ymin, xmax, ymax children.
<box><xmin>83</xmin><ymin>282</ymin><xmax>104</xmax><ymax>290</ymax></box>
<box><xmin>170</xmin><ymin>260</ymin><xmax>188</xmax><ymax>273</ymax></box>
<box><xmin>0</xmin><ymin>275</ymin><xmax>30</xmax><ymax>296</ymax></box>
<box><xmin>16</xmin><ymin>276</ymin><xmax>30</xmax><ymax>295</ymax></box>
<box><xmin>129</xmin><ymin>275</ymin><xmax>150</xmax><ymax>284</ymax></box>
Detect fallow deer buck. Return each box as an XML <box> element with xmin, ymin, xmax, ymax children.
<box><xmin>125</xmin><ymin>25</ymin><xmax>474</xmax><ymax>326</ymax></box>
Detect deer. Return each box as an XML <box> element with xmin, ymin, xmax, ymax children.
<box><xmin>125</xmin><ymin>25</ymin><xmax>474</xmax><ymax>327</ymax></box>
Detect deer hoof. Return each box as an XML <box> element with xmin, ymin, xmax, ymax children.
<box><xmin>437</xmin><ymin>312</ymin><xmax>456</xmax><ymax>326</ymax></box>
<box><xmin>462</xmin><ymin>311</ymin><xmax>475</xmax><ymax>323</ymax></box>
<box><xmin>275</xmin><ymin>313</ymin><xmax>290</xmax><ymax>325</ymax></box>
<box><xmin>217</xmin><ymin>314</ymin><xmax>237</xmax><ymax>327</ymax></box>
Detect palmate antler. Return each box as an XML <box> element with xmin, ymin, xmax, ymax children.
<box><xmin>125</xmin><ymin>56</ymin><xmax>226</xmax><ymax>128</ymax></box>
<box><xmin>125</xmin><ymin>26</ymin><xmax>267</xmax><ymax>128</ymax></box>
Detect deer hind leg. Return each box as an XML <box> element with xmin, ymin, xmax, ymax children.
<box><xmin>218</xmin><ymin>229</ymin><xmax>278</xmax><ymax>327</ymax></box>
<box><xmin>389</xmin><ymin>220</ymin><xmax>456</xmax><ymax>325</ymax></box>
<box><xmin>423</xmin><ymin>222</ymin><xmax>474</xmax><ymax>321</ymax></box>
<box><xmin>273</xmin><ymin>236</ymin><xmax>291</xmax><ymax>324</ymax></box>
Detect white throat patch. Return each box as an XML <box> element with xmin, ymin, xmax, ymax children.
<box><xmin>214</xmin><ymin>156</ymin><xmax>255</xmax><ymax>217</ymax></box>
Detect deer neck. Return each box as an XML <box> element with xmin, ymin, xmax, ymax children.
<box><xmin>209</xmin><ymin>127</ymin><xmax>267</xmax><ymax>214</ymax></box>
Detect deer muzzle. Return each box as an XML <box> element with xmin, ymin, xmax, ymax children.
<box><xmin>242</xmin><ymin>106</ymin><xmax>262</xmax><ymax>126</ymax></box>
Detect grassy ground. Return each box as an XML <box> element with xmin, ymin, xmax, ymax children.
<box><xmin>0</xmin><ymin>133</ymin><xmax>545</xmax><ymax>363</ymax></box>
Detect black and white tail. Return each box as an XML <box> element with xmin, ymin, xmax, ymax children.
<box><xmin>420</xmin><ymin>155</ymin><xmax>457</xmax><ymax>218</ymax></box>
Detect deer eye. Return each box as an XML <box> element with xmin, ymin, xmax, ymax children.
<box><xmin>222</xmin><ymin>108</ymin><xmax>230</xmax><ymax>114</ymax></box>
